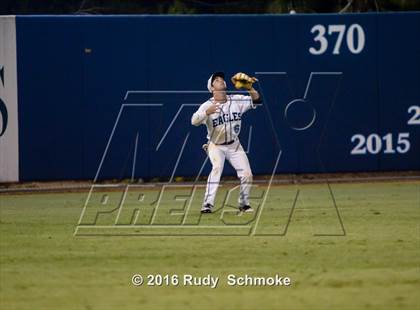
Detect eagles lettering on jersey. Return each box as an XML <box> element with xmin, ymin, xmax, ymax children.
<box><xmin>212</xmin><ymin>112</ymin><xmax>242</xmax><ymax>127</ymax></box>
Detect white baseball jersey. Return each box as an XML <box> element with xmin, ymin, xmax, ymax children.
<box><xmin>191</xmin><ymin>94</ymin><xmax>256</xmax><ymax>144</ymax></box>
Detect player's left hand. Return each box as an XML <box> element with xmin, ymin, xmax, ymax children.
<box><xmin>231</xmin><ymin>72</ymin><xmax>258</xmax><ymax>90</ymax></box>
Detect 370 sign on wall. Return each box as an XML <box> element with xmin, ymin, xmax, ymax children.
<box><xmin>309</xmin><ymin>24</ymin><xmax>365</xmax><ymax>55</ymax></box>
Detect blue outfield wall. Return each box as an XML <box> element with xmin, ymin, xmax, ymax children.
<box><xmin>15</xmin><ymin>13</ymin><xmax>420</xmax><ymax>181</ymax></box>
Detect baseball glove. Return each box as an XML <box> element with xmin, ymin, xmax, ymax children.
<box><xmin>231</xmin><ymin>72</ymin><xmax>258</xmax><ymax>90</ymax></box>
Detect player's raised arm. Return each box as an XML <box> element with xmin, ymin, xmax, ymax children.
<box><xmin>231</xmin><ymin>72</ymin><xmax>262</xmax><ymax>104</ymax></box>
<box><xmin>248</xmin><ymin>86</ymin><xmax>262</xmax><ymax>104</ymax></box>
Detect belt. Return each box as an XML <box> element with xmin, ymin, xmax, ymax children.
<box><xmin>216</xmin><ymin>140</ymin><xmax>235</xmax><ymax>146</ymax></box>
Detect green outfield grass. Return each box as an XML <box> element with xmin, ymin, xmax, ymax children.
<box><xmin>0</xmin><ymin>181</ymin><xmax>419</xmax><ymax>310</ymax></box>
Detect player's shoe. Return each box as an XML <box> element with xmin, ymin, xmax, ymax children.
<box><xmin>239</xmin><ymin>205</ymin><xmax>254</xmax><ymax>213</ymax></box>
<box><xmin>201</xmin><ymin>204</ymin><xmax>213</xmax><ymax>214</ymax></box>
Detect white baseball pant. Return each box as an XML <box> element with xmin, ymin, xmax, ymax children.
<box><xmin>203</xmin><ymin>140</ymin><xmax>253</xmax><ymax>207</ymax></box>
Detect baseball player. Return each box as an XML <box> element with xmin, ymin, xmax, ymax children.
<box><xmin>191</xmin><ymin>72</ymin><xmax>262</xmax><ymax>213</ymax></box>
